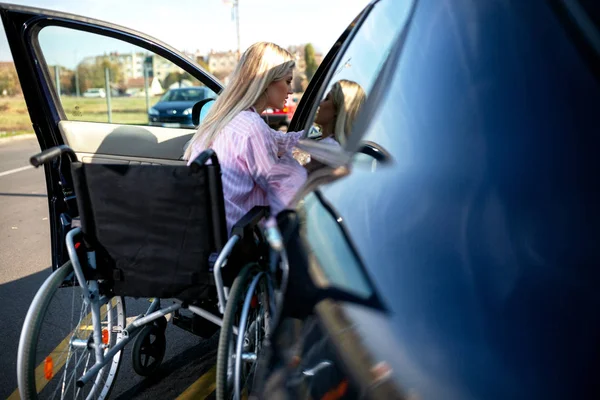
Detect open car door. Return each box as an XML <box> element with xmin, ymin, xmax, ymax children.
<box><xmin>0</xmin><ymin>3</ymin><xmax>223</xmax><ymax>269</ymax></box>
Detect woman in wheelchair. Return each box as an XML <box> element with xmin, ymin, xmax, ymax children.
<box><xmin>184</xmin><ymin>42</ymin><xmax>307</xmax><ymax>235</ymax></box>
<box><xmin>18</xmin><ymin>44</ymin><xmax>300</xmax><ymax>400</ymax></box>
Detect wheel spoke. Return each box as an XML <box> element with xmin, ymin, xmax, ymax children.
<box><xmin>20</xmin><ymin>261</ymin><xmax>126</xmax><ymax>400</ymax></box>
<box><xmin>57</xmin><ymin>348</ymin><xmax>91</xmax><ymax>400</ymax></box>
<box><xmin>143</xmin><ymin>347</ymin><xmax>158</xmax><ymax>359</ymax></box>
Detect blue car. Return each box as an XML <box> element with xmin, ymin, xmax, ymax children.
<box><xmin>148</xmin><ymin>87</ymin><xmax>216</xmax><ymax>128</ymax></box>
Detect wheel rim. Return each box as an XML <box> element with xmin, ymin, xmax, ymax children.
<box><xmin>29</xmin><ymin>268</ymin><xmax>125</xmax><ymax>399</ymax></box>
<box><xmin>133</xmin><ymin>325</ymin><xmax>166</xmax><ymax>375</ymax></box>
<box><xmin>233</xmin><ymin>273</ymin><xmax>271</xmax><ymax>400</ymax></box>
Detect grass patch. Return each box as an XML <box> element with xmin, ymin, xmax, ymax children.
<box><xmin>62</xmin><ymin>96</ymin><xmax>151</xmax><ymax>125</ymax></box>
<box><xmin>0</xmin><ymin>97</ymin><xmax>31</xmax><ymax>131</ymax></box>
<box><xmin>0</xmin><ymin>95</ymin><xmax>159</xmax><ymax>130</ymax></box>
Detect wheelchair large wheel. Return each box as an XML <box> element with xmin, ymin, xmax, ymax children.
<box><xmin>216</xmin><ymin>264</ymin><xmax>272</xmax><ymax>400</ymax></box>
<box><xmin>17</xmin><ymin>261</ymin><xmax>126</xmax><ymax>400</ymax></box>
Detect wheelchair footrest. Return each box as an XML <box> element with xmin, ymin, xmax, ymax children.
<box><xmin>173</xmin><ymin>308</ymin><xmax>220</xmax><ymax>339</ymax></box>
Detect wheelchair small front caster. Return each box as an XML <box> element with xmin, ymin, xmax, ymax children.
<box><xmin>132</xmin><ymin>324</ymin><xmax>166</xmax><ymax>376</ymax></box>
<box><xmin>154</xmin><ymin>315</ymin><xmax>168</xmax><ymax>331</ymax></box>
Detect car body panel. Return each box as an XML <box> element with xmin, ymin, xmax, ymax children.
<box><xmin>82</xmin><ymin>88</ymin><xmax>106</xmax><ymax>98</ymax></box>
<box><xmin>260</xmin><ymin>0</ymin><xmax>600</xmax><ymax>399</ymax></box>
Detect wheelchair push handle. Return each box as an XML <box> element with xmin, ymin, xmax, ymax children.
<box><xmin>30</xmin><ymin>145</ymin><xmax>77</xmax><ymax>168</ymax></box>
<box><xmin>190</xmin><ymin>149</ymin><xmax>220</xmax><ymax>172</ymax></box>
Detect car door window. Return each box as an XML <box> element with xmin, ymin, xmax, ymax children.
<box><xmin>37</xmin><ymin>26</ymin><xmax>215</xmax><ymax>128</ymax></box>
<box><xmin>299</xmin><ymin>0</ymin><xmax>414</xmax><ymax>156</ymax></box>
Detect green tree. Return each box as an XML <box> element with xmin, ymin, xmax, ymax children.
<box><xmin>60</xmin><ymin>70</ymin><xmax>74</xmax><ymax>94</ymax></box>
<box><xmin>304</xmin><ymin>43</ymin><xmax>318</xmax><ymax>81</ymax></box>
<box><xmin>49</xmin><ymin>65</ymin><xmax>74</xmax><ymax>95</ymax></box>
<box><xmin>75</xmin><ymin>58</ymin><xmax>123</xmax><ymax>93</ymax></box>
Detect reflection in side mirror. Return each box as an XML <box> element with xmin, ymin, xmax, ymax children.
<box><xmin>192</xmin><ymin>98</ymin><xmax>216</xmax><ymax>126</ymax></box>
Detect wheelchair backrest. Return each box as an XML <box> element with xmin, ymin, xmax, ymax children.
<box><xmin>69</xmin><ymin>160</ymin><xmax>228</xmax><ymax>298</ymax></box>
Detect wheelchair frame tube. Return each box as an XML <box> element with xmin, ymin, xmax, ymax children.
<box><xmin>127</xmin><ymin>303</ymin><xmax>181</xmax><ymax>331</ymax></box>
<box><xmin>214</xmin><ymin>234</ymin><xmax>240</xmax><ymax>314</ymax></box>
<box><xmin>66</xmin><ymin>227</ymin><xmax>164</xmax><ymax>389</ymax></box>
<box><xmin>187</xmin><ymin>304</ymin><xmax>239</xmax><ymax>334</ymax></box>
<box><xmin>67</xmin><ymin>228</ymin><xmax>107</xmax><ymax>364</ymax></box>
<box><xmin>88</xmin><ymin>281</ymin><xmax>105</xmax><ymax>363</ymax></box>
<box><xmin>76</xmin><ymin>329</ymin><xmax>138</xmax><ymax>387</ymax></box>
<box><xmin>65</xmin><ymin>228</ymin><xmax>91</xmax><ymax>301</ymax></box>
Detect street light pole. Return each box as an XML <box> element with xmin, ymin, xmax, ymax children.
<box><xmin>75</xmin><ymin>67</ymin><xmax>80</xmax><ymax>98</ymax></box>
<box><xmin>223</xmin><ymin>0</ymin><xmax>241</xmax><ymax>59</ymax></box>
<box><xmin>234</xmin><ymin>0</ymin><xmax>240</xmax><ymax>59</ymax></box>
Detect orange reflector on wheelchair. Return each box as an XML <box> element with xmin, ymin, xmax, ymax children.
<box><xmin>102</xmin><ymin>329</ymin><xmax>109</xmax><ymax>344</ymax></box>
<box><xmin>251</xmin><ymin>295</ymin><xmax>258</xmax><ymax>309</ymax></box>
<box><xmin>44</xmin><ymin>356</ymin><xmax>53</xmax><ymax>380</ymax></box>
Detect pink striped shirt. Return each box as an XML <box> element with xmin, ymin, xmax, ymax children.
<box><xmin>188</xmin><ymin>109</ymin><xmax>307</xmax><ymax>234</ymax></box>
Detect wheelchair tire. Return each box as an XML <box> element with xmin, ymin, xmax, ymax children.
<box><xmin>131</xmin><ymin>323</ymin><xmax>166</xmax><ymax>376</ymax></box>
<box><xmin>216</xmin><ymin>263</ymin><xmax>271</xmax><ymax>400</ymax></box>
<box><xmin>17</xmin><ymin>261</ymin><xmax>126</xmax><ymax>400</ymax></box>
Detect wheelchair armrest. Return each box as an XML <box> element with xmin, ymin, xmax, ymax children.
<box><xmin>231</xmin><ymin>206</ymin><xmax>269</xmax><ymax>239</ymax></box>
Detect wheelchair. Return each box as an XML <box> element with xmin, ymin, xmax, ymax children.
<box><xmin>17</xmin><ymin>145</ymin><xmax>289</xmax><ymax>400</ymax></box>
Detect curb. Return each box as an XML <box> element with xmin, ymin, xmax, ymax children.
<box><xmin>0</xmin><ymin>133</ymin><xmax>36</xmax><ymax>144</ymax></box>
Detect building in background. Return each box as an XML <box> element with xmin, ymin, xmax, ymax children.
<box><xmin>104</xmin><ymin>52</ymin><xmax>146</xmax><ymax>80</ymax></box>
<box><xmin>149</xmin><ymin>55</ymin><xmax>181</xmax><ymax>82</ymax></box>
<box><xmin>81</xmin><ymin>52</ymin><xmax>148</xmax><ymax>81</ymax></box>
<box><xmin>207</xmin><ymin>50</ymin><xmax>238</xmax><ymax>83</ymax></box>
<box><xmin>203</xmin><ymin>46</ymin><xmax>324</xmax><ymax>89</ymax></box>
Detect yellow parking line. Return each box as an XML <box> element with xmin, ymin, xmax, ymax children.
<box><xmin>175</xmin><ymin>365</ymin><xmax>217</xmax><ymax>400</ymax></box>
<box><xmin>7</xmin><ymin>386</ymin><xmax>21</xmax><ymax>399</ymax></box>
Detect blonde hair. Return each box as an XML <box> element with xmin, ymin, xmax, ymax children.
<box><xmin>330</xmin><ymin>80</ymin><xmax>366</xmax><ymax>145</ymax></box>
<box><xmin>184</xmin><ymin>42</ymin><xmax>295</xmax><ymax>159</ymax></box>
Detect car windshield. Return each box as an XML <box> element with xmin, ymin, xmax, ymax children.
<box><xmin>160</xmin><ymin>88</ymin><xmax>209</xmax><ymax>102</ymax></box>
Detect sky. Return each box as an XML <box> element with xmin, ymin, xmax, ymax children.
<box><xmin>0</xmin><ymin>0</ymin><xmax>371</xmax><ymax>62</ymax></box>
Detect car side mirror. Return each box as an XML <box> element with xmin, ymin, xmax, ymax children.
<box><xmin>192</xmin><ymin>98</ymin><xmax>216</xmax><ymax>126</ymax></box>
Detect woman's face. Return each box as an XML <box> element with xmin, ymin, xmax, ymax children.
<box><xmin>266</xmin><ymin>72</ymin><xmax>293</xmax><ymax>110</ymax></box>
<box><xmin>314</xmin><ymin>91</ymin><xmax>336</xmax><ymax>127</ymax></box>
